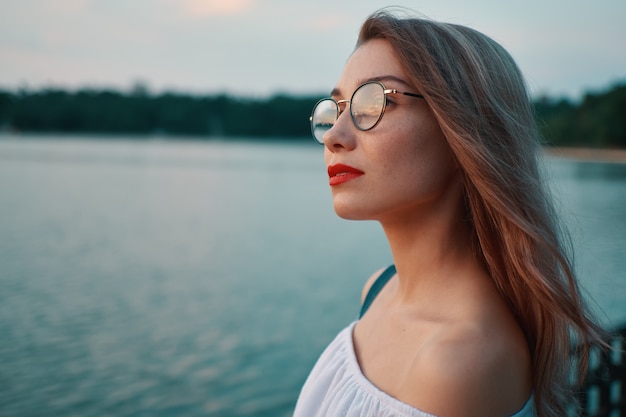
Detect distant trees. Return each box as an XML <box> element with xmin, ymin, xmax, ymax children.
<box><xmin>0</xmin><ymin>82</ymin><xmax>625</xmax><ymax>147</ymax></box>
<box><xmin>0</xmin><ymin>88</ymin><xmax>319</xmax><ymax>140</ymax></box>
<box><xmin>534</xmin><ymin>82</ymin><xmax>626</xmax><ymax>148</ymax></box>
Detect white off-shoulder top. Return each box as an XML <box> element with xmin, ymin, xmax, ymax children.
<box><xmin>294</xmin><ymin>321</ymin><xmax>536</xmax><ymax>417</ymax></box>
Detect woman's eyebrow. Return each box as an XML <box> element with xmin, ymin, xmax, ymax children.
<box><xmin>364</xmin><ymin>75</ymin><xmax>411</xmax><ymax>87</ymax></box>
<box><xmin>330</xmin><ymin>75</ymin><xmax>412</xmax><ymax>98</ymax></box>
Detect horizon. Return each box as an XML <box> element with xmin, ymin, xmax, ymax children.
<box><xmin>2</xmin><ymin>79</ymin><xmax>625</xmax><ymax>102</ymax></box>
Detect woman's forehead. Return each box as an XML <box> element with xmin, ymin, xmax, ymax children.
<box><xmin>333</xmin><ymin>39</ymin><xmax>409</xmax><ymax>96</ymax></box>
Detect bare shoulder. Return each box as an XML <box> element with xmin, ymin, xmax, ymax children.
<box><xmin>407</xmin><ymin>323</ymin><xmax>532</xmax><ymax>417</ymax></box>
<box><xmin>360</xmin><ymin>267</ymin><xmax>388</xmax><ymax>303</ymax></box>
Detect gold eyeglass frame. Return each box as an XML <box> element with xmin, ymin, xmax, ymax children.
<box><xmin>309</xmin><ymin>80</ymin><xmax>424</xmax><ymax>143</ymax></box>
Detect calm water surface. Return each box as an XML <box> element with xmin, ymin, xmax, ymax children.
<box><xmin>1</xmin><ymin>135</ymin><xmax>625</xmax><ymax>417</ymax></box>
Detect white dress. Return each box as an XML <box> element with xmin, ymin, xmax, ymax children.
<box><xmin>294</xmin><ymin>321</ymin><xmax>536</xmax><ymax>417</ymax></box>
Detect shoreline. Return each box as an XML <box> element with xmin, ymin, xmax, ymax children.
<box><xmin>1</xmin><ymin>132</ymin><xmax>625</xmax><ymax>163</ymax></box>
<box><xmin>543</xmin><ymin>147</ymin><xmax>626</xmax><ymax>164</ymax></box>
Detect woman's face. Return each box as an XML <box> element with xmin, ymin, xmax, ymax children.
<box><xmin>324</xmin><ymin>38</ymin><xmax>459</xmax><ymax>224</ymax></box>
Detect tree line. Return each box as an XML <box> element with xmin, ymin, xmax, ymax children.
<box><xmin>0</xmin><ymin>82</ymin><xmax>624</xmax><ymax>147</ymax></box>
<box><xmin>534</xmin><ymin>83</ymin><xmax>626</xmax><ymax>148</ymax></box>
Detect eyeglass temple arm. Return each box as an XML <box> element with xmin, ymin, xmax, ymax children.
<box><xmin>403</xmin><ymin>92</ymin><xmax>424</xmax><ymax>99</ymax></box>
<box><xmin>384</xmin><ymin>88</ymin><xmax>424</xmax><ymax>99</ymax></box>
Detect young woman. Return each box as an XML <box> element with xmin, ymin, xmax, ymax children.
<box><xmin>294</xmin><ymin>9</ymin><xmax>606</xmax><ymax>417</ymax></box>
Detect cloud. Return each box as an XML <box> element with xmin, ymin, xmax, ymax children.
<box><xmin>306</xmin><ymin>14</ymin><xmax>344</xmax><ymax>31</ymax></box>
<box><xmin>178</xmin><ymin>0</ymin><xmax>255</xmax><ymax>18</ymax></box>
<box><xmin>45</xmin><ymin>0</ymin><xmax>90</xmax><ymax>14</ymax></box>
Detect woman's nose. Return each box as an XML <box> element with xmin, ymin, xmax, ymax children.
<box><xmin>323</xmin><ymin>110</ymin><xmax>357</xmax><ymax>152</ymax></box>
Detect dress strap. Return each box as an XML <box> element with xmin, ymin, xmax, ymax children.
<box><xmin>359</xmin><ymin>265</ymin><xmax>396</xmax><ymax>318</ymax></box>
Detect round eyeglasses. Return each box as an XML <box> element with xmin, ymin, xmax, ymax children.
<box><xmin>309</xmin><ymin>81</ymin><xmax>424</xmax><ymax>144</ymax></box>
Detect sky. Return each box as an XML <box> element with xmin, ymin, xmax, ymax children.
<box><xmin>1</xmin><ymin>0</ymin><xmax>625</xmax><ymax>100</ymax></box>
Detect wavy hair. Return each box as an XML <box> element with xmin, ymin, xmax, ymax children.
<box><xmin>357</xmin><ymin>9</ymin><xmax>607</xmax><ymax>417</ymax></box>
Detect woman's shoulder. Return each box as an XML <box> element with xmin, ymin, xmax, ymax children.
<box><xmin>406</xmin><ymin>314</ymin><xmax>532</xmax><ymax>417</ymax></box>
<box><xmin>357</xmin><ymin>265</ymin><xmax>532</xmax><ymax>416</ymax></box>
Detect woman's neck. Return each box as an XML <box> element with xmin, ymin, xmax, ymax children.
<box><xmin>379</xmin><ymin>180</ymin><xmax>484</xmax><ymax>306</ymax></box>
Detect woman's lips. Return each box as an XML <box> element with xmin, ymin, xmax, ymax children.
<box><xmin>327</xmin><ymin>164</ymin><xmax>364</xmax><ymax>186</ymax></box>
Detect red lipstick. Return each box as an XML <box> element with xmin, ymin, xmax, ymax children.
<box><xmin>327</xmin><ymin>164</ymin><xmax>364</xmax><ymax>186</ymax></box>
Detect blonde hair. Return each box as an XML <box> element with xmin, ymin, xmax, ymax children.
<box><xmin>358</xmin><ymin>10</ymin><xmax>606</xmax><ymax>417</ymax></box>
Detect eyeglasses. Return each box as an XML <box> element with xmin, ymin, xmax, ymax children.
<box><xmin>309</xmin><ymin>80</ymin><xmax>424</xmax><ymax>144</ymax></box>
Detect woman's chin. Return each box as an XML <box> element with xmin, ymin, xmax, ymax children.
<box><xmin>333</xmin><ymin>204</ymin><xmax>372</xmax><ymax>221</ymax></box>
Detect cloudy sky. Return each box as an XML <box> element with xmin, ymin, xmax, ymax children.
<box><xmin>1</xmin><ymin>0</ymin><xmax>624</xmax><ymax>99</ymax></box>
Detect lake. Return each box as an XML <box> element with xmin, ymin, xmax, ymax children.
<box><xmin>1</xmin><ymin>135</ymin><xmax>625</xmax><ymax>417</ymax></box>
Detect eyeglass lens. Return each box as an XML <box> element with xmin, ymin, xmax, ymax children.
<box><xmin>311</xmin><ymin>99</ymin><xmax>337</xmax><ymax>143</ymax></box>
<box><xmin>351</xmin><ymin>82</ymin><xmax>385</xmax><ymax>131</ymax></box>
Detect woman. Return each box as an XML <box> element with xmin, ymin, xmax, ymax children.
<box><xmin>294</xmin><ymin>9</ymin><xmax>606</xmax><ymax>417</ymax></box>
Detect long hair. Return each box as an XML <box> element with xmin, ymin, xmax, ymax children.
<box><xmin>357</xmin><ymin>9</ymin><xmax>607</xmax><ymax>417</ymax></box>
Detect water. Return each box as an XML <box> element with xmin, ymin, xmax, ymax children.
<box><xmin>0</xmin><ymin>135</ymin><xmax>624</xmax><ymax>417</ymax></box>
